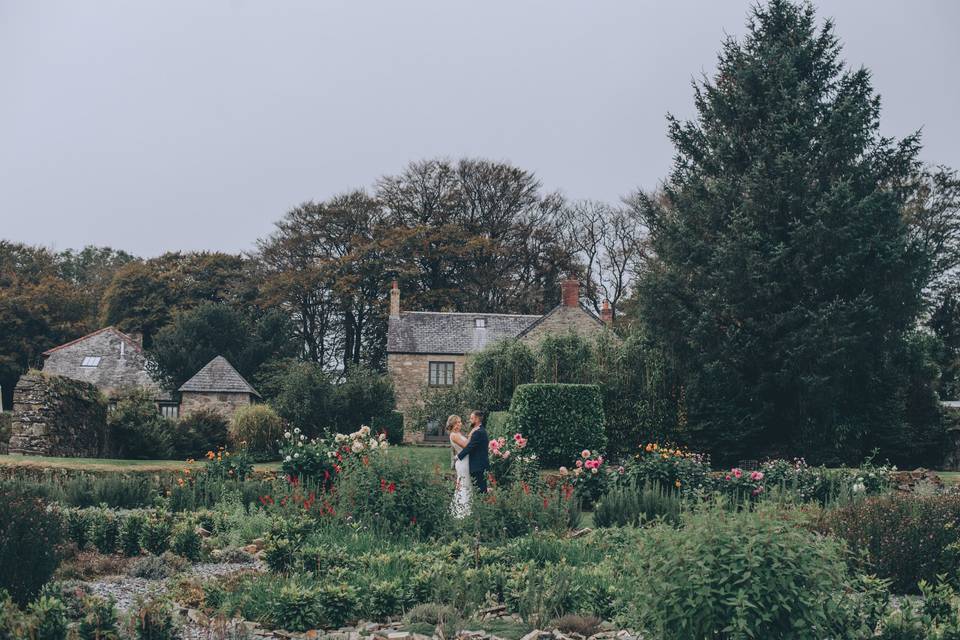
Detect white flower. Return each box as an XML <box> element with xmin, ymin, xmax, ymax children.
<box><xmin>284</xmin><ymin>431</ymin><xmax>292</xmax><ymax>439</ymax></box>
<box><xmin>852</xmin><ymin>482</ymin><xmax>866</xmax><ymax>494</ymax></box>
<box><xmin>369</xmin><ymin>439</ymin><xmax>379</xmax><ymax>449</ymax></box>
<box><xmin>359</xmin><ymin>425</ymin><xmax>371</xmax><ymax>437</ymax></box>
<box><xmin>297</xmin><ymin>441</ymin><xmax>303</xmax><ymax>447</ymax></box>
<box><xmin>351</xmin><ymin>441</ymin><xmax>364</xmax><ymax>453</ymax></box>
<box><xmin>378</xmin><ymin>433</ymin><xmax>387</xmax><ymax>441</ymax></box>
<box><xmin>285</xmin><ymin>455</ymin><xmax>292</xmax><ymax>462</ymax></box>
<box><xmin>294</xmin><ymin>428</ymin><xmax>301</xmax><ymax>434</ymax></box>
<box><xmin>334</xmin><ymin>433</ymin><xmax>347</xmax><ymax>443</ymax></box>
<box><xmin>379</xmin><ymin>441</ymin><xmax>388</xmax><ymax>449</ymax></box>
<box><xmin>293</xmin><ymin>453</ymin><xmax>299</xmax><ymax>459</ymax></box>
<box><xmin>327</xmin><ymin>451</ymin><xmax>335</xmax><ymax>459</ymax></box>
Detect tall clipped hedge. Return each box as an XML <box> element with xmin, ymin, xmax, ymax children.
<box><xmin>509</xmin><ymin>384</ymin><xmax>606</xmax><ymax>467</ymax></box>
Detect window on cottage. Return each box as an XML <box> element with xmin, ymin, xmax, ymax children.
<box><xmin>475</xmin><ymin>318</ymin><xmax>486</xmax><ymax>328</ymax></box>
<box><xmin>81</xmin><ymin>356</ymin><xmax>102</xmax><ymax>367</ymax></box>
<box><xmin>429</xmin><ymin>361</ymin><xmax>455</xmax><ymax>387</ymax></box>
<box><xmin>217</xmin><ymin>393</ymin><xmax>229</xmax><ymax>402</ymax></box>
<box><xmin>159</xmin><ymin>404</ymin><xmax>179</xmax><ymax>419</ymax></box>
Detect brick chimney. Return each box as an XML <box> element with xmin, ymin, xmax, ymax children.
<box><xmin>561</xmin><ymin>278</ymin><xmax>580</xmax><ymax>308</ymax></box>
<box><xmin>600</xmin><ymin>299</ymin><xmax>613</xmax><ymax>326</ymax></box>
<box><xmin>389</xmin><ymin>280</ymin><xmax>400</xmax><ymax>317</ymax></box>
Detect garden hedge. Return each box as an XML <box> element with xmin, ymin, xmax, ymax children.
<box><xmin>372</xmin><ymin>412</ymin><xmax>405</xmax><ymax>445</ymax></box>
<box><xmin>509</xmin><ymin>383</ymin><xmax>606</xmax><ymax>467</ymax></box>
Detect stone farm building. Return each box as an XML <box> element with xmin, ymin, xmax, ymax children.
<box><xmin>178</xmin><ymin>355</ymin><xmax>261</xmax><ymax>416</ymax></box>
<box><xmin>37</xmin><ymin>327</ymin><xmax>258</xmax><ymax>420</ymax></box>
<box><xmin>387</xmin><ymin>278</ymin><xmax>614</xmax><ymax>442</ymax></box>
<box><xmin>40</xmin><ymin>327</ymin><xmax>179</xmax><ymax>416</ymax></box>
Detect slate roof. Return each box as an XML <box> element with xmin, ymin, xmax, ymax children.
<box><xmin>178</xmin><ymin>356</ymin><xmax>261</xmax><ymax>397</ymax></box>
<box><xmin>41</xmin><ymin>327</ymin><xmax>172</xmax><ymax>401</ymax></box>
<box><xmin>387</xmin><ymin>311</ymin><xmax>541</xmax><ymax>355</ymax></box>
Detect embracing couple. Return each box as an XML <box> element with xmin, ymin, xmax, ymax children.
<box><xmin>446</xmin><ymin>409</ymin><xmax>489</xmax><ymax>518</ymax></box>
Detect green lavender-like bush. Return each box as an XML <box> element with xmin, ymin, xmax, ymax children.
<box><xmin>618</xmin><ymin>503</ymin><xmax>863</xmax><ymax>638</ymax></box>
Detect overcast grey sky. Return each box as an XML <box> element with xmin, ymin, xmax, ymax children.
<box><xmin>2</xmin><ymin>1</ymin><xmax>958</xmax><ymax>257</ymax></box>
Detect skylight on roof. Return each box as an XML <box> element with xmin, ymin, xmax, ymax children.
<box><xmin>81</xmin><ymin>356</ymin><xmax>102</xmax><ymax>367</ymax></box>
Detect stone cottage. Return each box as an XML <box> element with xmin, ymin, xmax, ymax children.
<box><xmin>40</xmin><ymin>326</ymin><xmax>179</xmax><ymax>416</ymax></box>
<box><xmin>178</xmin><ymin>355</ymin><xmax>261</xmax><ymax>419</ymax></box>
<box><xmin>386</xmin><ymin>278</ymin><xmax>613</xmax><ymax>442</ymax></box>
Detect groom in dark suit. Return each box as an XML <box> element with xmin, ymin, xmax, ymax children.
<box><xmin>457</xmin><ymin>409</ymin><xmax>490</xmax><ymax>493</ymax></box>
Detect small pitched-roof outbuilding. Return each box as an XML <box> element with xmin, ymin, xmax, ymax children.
<box><xmin>178</xmin><ymin>356</ymin><xmax>261</xmax><ymax>398</ymax></box>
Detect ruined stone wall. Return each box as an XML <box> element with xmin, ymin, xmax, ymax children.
<box><xmin>180</xmin><ymin>391</ymin><xmax>253</xmax><ymax>420</ymax></box>
<box><xmin>8</xmin><ymin>372</ymin><xmax>108</xmax><ymax>457</ymax></box>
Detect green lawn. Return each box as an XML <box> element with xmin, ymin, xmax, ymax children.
<box><xmin>0</xmin><ymin>444</ymin><xmax>450</xmax><ymax>474</ymax></box>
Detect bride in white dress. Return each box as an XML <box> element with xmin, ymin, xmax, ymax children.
<box><xmin>447</xmin><ymin>415</ymin><xmax>472</xmax><ymax>518</ymax></box>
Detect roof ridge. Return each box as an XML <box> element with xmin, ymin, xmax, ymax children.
<box><xmin>402</xmin><ymin>311</ymin><xmax>543</xmax><ymax>318</ymax></box>
<box><xmin>42</xmin><ymin>326</ymin><xmax>143</xmax><ymax>356</ymax></box>
<box><xmin>516</xmin><ymin>301</ymin><xmax>605</xmax><ymax>339</ymax></box>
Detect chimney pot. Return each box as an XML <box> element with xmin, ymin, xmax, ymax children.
<box><xmin>561</xmin><ymin>278</ymin><xmax>580</xmax><ymax>308</ymax></box>
<box><xmin>389</xmin><ymin>280</ymin><xmax>401</xmax><ymax>317</ymax></box>
<box><xmin>601</xmin><ymin>299</ymin><xmax>613</xmax><ymax>326</ymax></box>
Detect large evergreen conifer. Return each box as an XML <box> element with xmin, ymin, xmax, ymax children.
<box><xmin>638</xmin><ymin>0</ymin><xmax>928</xmax><ymax>463</ymax></box>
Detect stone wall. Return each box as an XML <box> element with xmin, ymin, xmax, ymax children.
<box><xmin>519</xmin><ymin>305</ymin><xmax>608</xmax><ymax>346</ymax></box>
<box><xmin>8</xmin><ymin>372</ymin><xmax>108</xmax><ymax>457</ymax></box>
<box><xmin>180</xmin><ymin>391</ymin><xmax>254</xmax><ymax>420</ymax></box>
<box><xmin>387</xmin><ymin>353</ymin><xmax>468</xmax><ymax>442</ymax></box>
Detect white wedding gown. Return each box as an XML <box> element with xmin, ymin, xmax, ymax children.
<box><xmin>451</xmin><ymin>440</ymin><xmax>472</xmax><ymax>518</ymax></box>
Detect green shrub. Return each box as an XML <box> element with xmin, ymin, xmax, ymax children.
<box><xmin>91</xmin><ymin>510</ymin><xmax>121</xmax><ymax>555</ymax></box>
<box><xmin>173</xmin><ymin>408</ymin><xmax>230</xmax><ymax>458</ymax></box>
<box><xmin>129</xmin><ymin>597</ymin><xmax>178</xmax><ymax>640</ymax></box>
<box><xmin>594</xmin><ymin>484</ymin><xmax>681</xmax><ymax>528</ymax></box>
<box><xmin>140</xmin><ymin>515</ymin><xmax>173</xmax><ymax>555</ymax></box>
<box><xmin>330</xmin><ymin>365</ymin><xmax>397</xmax><ymax>434</ymax></box>
<box><xmin>465</xmin><ymin>339</ymin><xmax>536</xmax><ymax>412</ymax></box>
<box><xmin>171</xmin><ymin>524</ymin><xmax>202</xmax><ymax>562</ymax></box>
<box><xmin>27</xmin><ymin>596</ymin><xmax>68</xmax><ymax>640</ymax></box>
<box><xmin>63</xmin><ymin>474</ymin><xmax>156</xmax><ymax>509</ymax></box>
<box><xmin>271</xmin><ymin>583</ymin><xmax>324</xmax><ymax>632</ymax></box>
<box><xmin>66</xmin><ymin>508</ymin><xmax>92</xmax><ymax>550</ymax></box>
<box><xmin>263</xmin><ymin>536</ymin><xmax>296</xmax><ymax>574</ymax></box>
<box><xmin>362</xmin><ymin>579</ymin><xmax>404</xmax><ymax>620</ymax></box>
<box><xmin>486</xmin><ymin>411</ymin><xmax>513</xmax><ymax>441</ymax></box>
<box><xmin>230</xmin><ymin>404</ymin><xmax>283</xmax><ymax>460</ymax></box>
<box><xmin>315</xmin><ymin>584</ymin><xmax>359</xmax><ymax>629</ymax></box>
<box><xmin>107</xmin><ymin>389</ymin><xmax>174</xmax><ymax>459</ymax></box>
<box><xmin>0</xmin><ymin>489</ymin><xmax>63</xmax><ymax>605</ymax></box>
<box><xmin>372</xmin><ymin>412</ymin><xmax>405</xmax><ymax>446</ymax></box>
<box><xmin>78</xmin><ymin>596</ymin><xmax>120</xmax><ymax>640</ymax></box>
<box><xmin>619</xmin><ymin>504</ymin><xmax>861</xmax><ymax>638</ymax></box>
<box><xmin>821</xmin><ymin>493</ymin><xmax>960</xmax><ymax>593</ymax></box>
<box><xmin>0</xmin><ymin>591</ymin><xmax>27</xmax><ymax>639</ymax></box>
<box><xmin>120</xmin><ymin>513</ymin><xmax>145</xmax><ymax>556</ymax></box>
<box><xmin>334</xmin><ymin>453</ymin><xmax>452</xmax><ymax>538</ymax></box>
<box><xmin>509</xmin><ymin>384</ymin><xmax>606</xmax><ymax>467</ymax></box>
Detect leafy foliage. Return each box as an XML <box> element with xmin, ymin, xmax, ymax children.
<box><xmin>0</xmin><ymin>488</ymin><xmax>63</xmax><ymax>605</ymax></box>
<box><xmin>635</xmin><ymin>0</ymin><xmax>932</xmax><ymax>465</ymax></box>
<box><xmin>229</xmin><ymin>405</ymin><xmax>284</xmax><ymax>460</ymax></box>
<box><xmin>618</xmin><ymin>503</ymin><xmax>863</xmax><ymax>638</ymax></box>
<box><xmin>510</xmin><ymin>384</ymin><xmax>606</xmax><ymax>468</ymax></box>
<box><xmin>107</xmin><ymin>389</ymin><xmax>174</xmax><ymax>459</ymax></box>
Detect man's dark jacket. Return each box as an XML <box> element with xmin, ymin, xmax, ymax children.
<box><xmin>457</xmin><ymin>424</ymin><xmax>489</xmax><ymax>474</ymax></box>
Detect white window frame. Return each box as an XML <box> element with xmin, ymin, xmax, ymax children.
<box><xmin>80</xmin><ymin>356</ymin><xmax>102</xmax><ymax>367</ymax></box>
